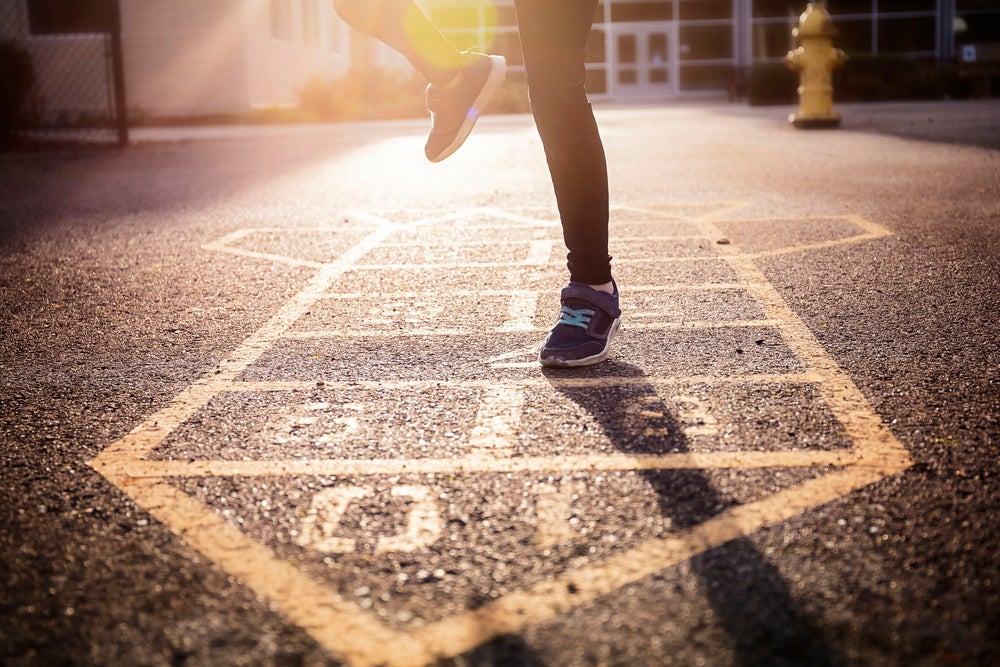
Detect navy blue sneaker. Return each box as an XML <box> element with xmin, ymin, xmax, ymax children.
<box><xmin>424</xmin><ymin>51</ymin><xmax>506</xmax><ymax>163</ymax></box>
<box><xmin>539</xmin><ymin>282</ymin><xmax>621</xmax><ymax>368</ymax></box>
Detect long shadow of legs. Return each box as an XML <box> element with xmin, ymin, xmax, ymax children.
<box><xmin>545</xmin><ymin>361</ymin><xmax>844</xmax><ymax>667</ymax></box>
<box><xmin>436</xmin><ymin>634</ymin><xmax>546</xmax><ymax>667</ymax></box>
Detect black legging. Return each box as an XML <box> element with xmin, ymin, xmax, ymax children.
<box><xmin>514</xmin><ymin>0</ymin><xmax>610</xmax><ymax>285</ymax></box>
<box><xmin>331</xmin><ymin>0</ymin><xmax>611</xmax><ymax>285</ymax></box>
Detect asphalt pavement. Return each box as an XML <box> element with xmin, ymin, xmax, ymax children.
<box><xmin>1</xmin><ymin>98</ymin><xmax>998</xmax><ymax>666</ymax></box>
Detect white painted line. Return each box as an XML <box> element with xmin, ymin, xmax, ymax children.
<box><xmin>498</xmin><ymin>291</ymin><xmax>540</xmax><ymax>332</ymax></box>
<box><xmin>523</xmin><ymin>240</ymin><xmax>553</xmax><ymax>265</ymax></box>
<box><xmin>202</xmin><ymin>228</ymin><xmax>326</xmax><ymax>269</ymax></box>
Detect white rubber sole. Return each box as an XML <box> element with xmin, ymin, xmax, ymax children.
<box><xmin>427</xmin><ymin>55</ymin><xmax>507</xmax><ymax>163</ymax></box>
<box><xmin>538</xmin><ymin>318</ymin><xmax>621</xmax><ymax>368</ymax></box>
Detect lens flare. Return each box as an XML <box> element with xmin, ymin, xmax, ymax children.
<box><xmin>406</xmin><ymin>1</ymin><xmax>499</xmax><ymax>68</ymax></box>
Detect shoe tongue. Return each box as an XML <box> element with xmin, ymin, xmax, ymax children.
<box><xmin>563</xmin><ymin>298</ymin><xmax>596</xmax><ymax>313</ymax></box>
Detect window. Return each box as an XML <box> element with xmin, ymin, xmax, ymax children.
<box><xmin>956</xmin><ymin>0</ymin><xmax>1000</xmax><ymax>44</ymax></box>
<box><xmin>27</xmin><ymin>0</ymin><xmax>112</xmax><ymax>35</ymax></box>
<box><xmin>680</xmin><ymin>24</ymin><xmax>733</xmax><ymax>60</ymax></box>
<box><xmin>271</xmin><ymin>0</ymin><xmax>294</xmax><ymax>41</ymax></box>
<box><xmin>680</xmin><ymin>0</ymin><xmax>732</xmax><ymax>21</ymax></box>
<box><xmin>303</xmin><ymin>0</ymin><xmax>321</xmax><ymax>48</ymax></box>
<box><xmin>826</xmin><ymin>1</ymin><xmax>874</xmax><ymax>15</ymax></box>
<box><xmin>752</xmin><ymin>1</ymin><xmax>805</xmax><ymax>19</ymax></box>
<box><xmin>611</xmin><ymin>1</ymin><xmax>673</xmax><ymax>22</ymax></box>
<box><xmin>877</xmin><ymin>16</ymin><xmax>936</xmax><ymax>54</ymax></box>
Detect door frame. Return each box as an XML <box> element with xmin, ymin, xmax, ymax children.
<box><xmin>608</xmin><ymin>21</ymin><xmax>678</xmax><ymax>100</ymax></box>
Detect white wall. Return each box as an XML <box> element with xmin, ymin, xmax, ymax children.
<box><xmin>121</xmin><ymin>0</ymin><xmax>349</xmax><ymax>118</ymax></box>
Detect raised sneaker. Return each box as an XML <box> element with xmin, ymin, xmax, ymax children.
<box><xmin>424</xmin><ymin>51</ymin><xmax>506</xmax><ymax>163</ymax></box>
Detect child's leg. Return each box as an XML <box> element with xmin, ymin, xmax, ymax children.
<box><xmin>515</xmin><ymin>0</ymin><xmax>620</xmax><ymax>367</ymax></box>
<box><xmin>513</xmin><ymin>0</ymin><xmax>611</xmax><ymax>289</ymax></box>
<box><xmin>331</xmin><ymin>0</ymin><xmax>462</xmax><ymax>87</ymax></box>
<box><xmin>330</xmin><ymin>0</ymin><xmax>507</xmax><ymax>162</ymax></box>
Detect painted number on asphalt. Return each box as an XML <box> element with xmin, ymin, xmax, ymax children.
<box><xmin>297</xmin><ymin>485</ymin><xmax>442</xmax><ymax>554</ymax></box>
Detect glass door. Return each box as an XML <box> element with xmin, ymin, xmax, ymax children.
<box><xmin>613</xmin><ymin>24</ymin><xmax>676</xmax><ymax>98</ymax></box>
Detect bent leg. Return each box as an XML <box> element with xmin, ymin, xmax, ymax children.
<box><xmin>331</xmin><ymin>0</ymin><xmax>462</xmax><ymax>86</ymax></box>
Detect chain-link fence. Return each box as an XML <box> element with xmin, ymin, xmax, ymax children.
<box><xmin>1</xmin><ymin>0</ymin><xmax>127</xmax><ymax>148</ymax></box>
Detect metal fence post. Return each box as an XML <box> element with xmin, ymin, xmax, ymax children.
<box><xmin>109</xmin><ymin>0</ymin><xmax>128</xmax><ymax>146</ymax></box>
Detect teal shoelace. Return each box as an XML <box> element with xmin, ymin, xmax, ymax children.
<box><xmin>557</xmin><ymin>305</ymin><xmax>595</xmax><ymax>329</ymax></box>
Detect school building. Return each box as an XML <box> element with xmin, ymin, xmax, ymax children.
<box><xmin>2</xmin><ymin>0</ymin><xmax>997</xmax><ymax>122</ymax></box>
<box><xmin>425</xmin><ymin>0</ymin><xmax>1000</xmax><ymax>100</ymax></box>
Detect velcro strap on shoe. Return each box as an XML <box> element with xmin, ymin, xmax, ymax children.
<box><xmin>560</xmin><ymin>283</ymin><xmax>621</xmax><ymax>320</ymax></box>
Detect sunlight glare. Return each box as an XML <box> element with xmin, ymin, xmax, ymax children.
<box><xmin>407</xmin><ymin>1</ymin><xmax>499</xmax><ymax>68</ymax></box>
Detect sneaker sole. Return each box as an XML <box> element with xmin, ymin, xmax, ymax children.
<box><xmin>427</xmin><ymin>55</ymin><xmax>507</xmax><ymax>163</ymax></box>
<box><xmin>538</xmin><ymin>318</ymin><xmax>621</xmax><ymax>368</ymax></box>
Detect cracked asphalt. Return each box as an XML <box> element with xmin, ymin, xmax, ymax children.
<box><xmin>1</xmin><ymin>99</ymin><xmax>998</xmax><ymax>666</ymax></box>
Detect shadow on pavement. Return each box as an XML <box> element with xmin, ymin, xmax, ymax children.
<box><xmin>715</xmin><ymin>99</ymin><xmax>1000</xmax><ymax>151</ymax></box>
<box><xmin>439</xmin><ymin>634</ymin><xmax>545</xmax><ymax>667</ymax></box>
<box><xmin>544</xmin><ymin>361</ymin><xmax>845</xmax><ymax>667</ymax></box>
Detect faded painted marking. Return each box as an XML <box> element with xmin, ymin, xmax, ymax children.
<box><xmin>297</xmin><ymin>485</ymin><xmax>371</xmax><ymax>554</ymax></box>
<box><xmin>375</xmin><ymin>486</ymin><xmax>442</xmax><ymax>553</ymax></box>
<box><xmin>467</xmin><ymin>386</ymin><xmax>524</xmax><ymax>458</ymax></box>
<box><xmin>315</xmin><ymin>285</ymin><xmax>751</xmax><ymax>300</ymax></box>
<box><xmin>352</xmin><ymin>256</ymin><xmax>728</xmax><ymax>270</ymax></box>
<box><xmin>101</xmin><ymin>476</ymin><xmax>426</xmax><ymax>667</ymax></box>
<box><xmin>401</xmin><ymin>465</ymin><xmax>907</xmax><ymax>666</ymax></box>
<box><xmin>219</xmin><ymin>372</ymin><xmax>824</xmax><ymax>393</ymax></box>
<box><xmin>91</xmin><ymin>218</ymin><xmax>398</xmax><ymax>472</ymax></box>
<box><xmin>202</xmin><ymin>228</ymin><xmax>323</xmax><ymax>269</ymax></box>
<box><xmin>695</xmin><ymin>215</ymin><xmax>911</xmax><ymax>470</ymax></box>
<box><xmin>464</xmin><ymin>206</ymin><xmax>561</xmax><ymax>227</ymax></box>
<box><xmin>279</xmin><ymin>319</ymin><xmax>781</xmax><ymax>340</ymax></box>
<box><xmin>498</xmin><ymin>291</ymin><xmax>539</xmax><ymax>332</ymax></box>
<box><xmin>89</xmin><ymin>205</ymin><xmax>914</xmax><ymax>667</ymax></box>
<box><xmin>296</xmin><ymin>485</ymin><xmax>442</xmax><ymax>555</ymax></box>
<box><xmin>673</xmin><ymin>394</ymin><xmax>720</xmax><ymax>437</ymax></box>
<box><xmin>523</xmin><ymin>240</ymin><xmax>552</xmax><ymax>265</ymax></box>
<box><xmin>533</xmin><ymin>481</ymin><xmax>584</xmax><ymax>550</ymax></box>
<box><xmin>111</xmin><ymin>450</ymin><xmax>856</xmax><ymax>480</ymax></box>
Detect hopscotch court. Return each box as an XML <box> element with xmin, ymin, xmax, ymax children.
<box><xmin>89</xmin><ymin>203</ymin><xmax>913</xmax><ymax>667</ymax></box>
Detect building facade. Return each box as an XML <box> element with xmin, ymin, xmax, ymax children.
<box><xmin>1</xmin><ymin>0</ymin><xmax>351</xmax><ymax>121</ymax></box>
<box><xmin>2</xmin><ymin>0</ymin><xmax>997</xmax><ymax>124</ymax></box>
<box><xmin>419</xmin><ymin>0</ymin><xmax>1000</xmax><ymax>100</ymax></box>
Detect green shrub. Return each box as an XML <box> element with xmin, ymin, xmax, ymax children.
<box><xmin>833</xmin><ymin>55</ymin><xmax>947</xmax><ymax>102</ymax></box>
<box><xmin>296</xmin><ymin>66</ymin><xmax>530</xmax><ymax>122</ymax></box>
<box><xmin>748</xmin><ymin>62</ymin><xmax>798</xmax><ymax>106</ymax></box>
<box><xmin>0</xmin><ymin>40</ymin><xmax>35</xmax><ymax>141</ymax></box>
<box><xmin>748</xmin><ymin>54</ymin><xmax>968</xmax><ymax>106</ymax></box>
<box><xmin>296</xmin><ymin>67</ymin><xmax>426</xmax><ymax>121</ymax></box>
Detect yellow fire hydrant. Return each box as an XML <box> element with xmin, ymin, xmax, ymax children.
<box><xmin>786</xmin><ymin>3</ymin><xmax>847</xmax><ymax>128</ymax></box>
